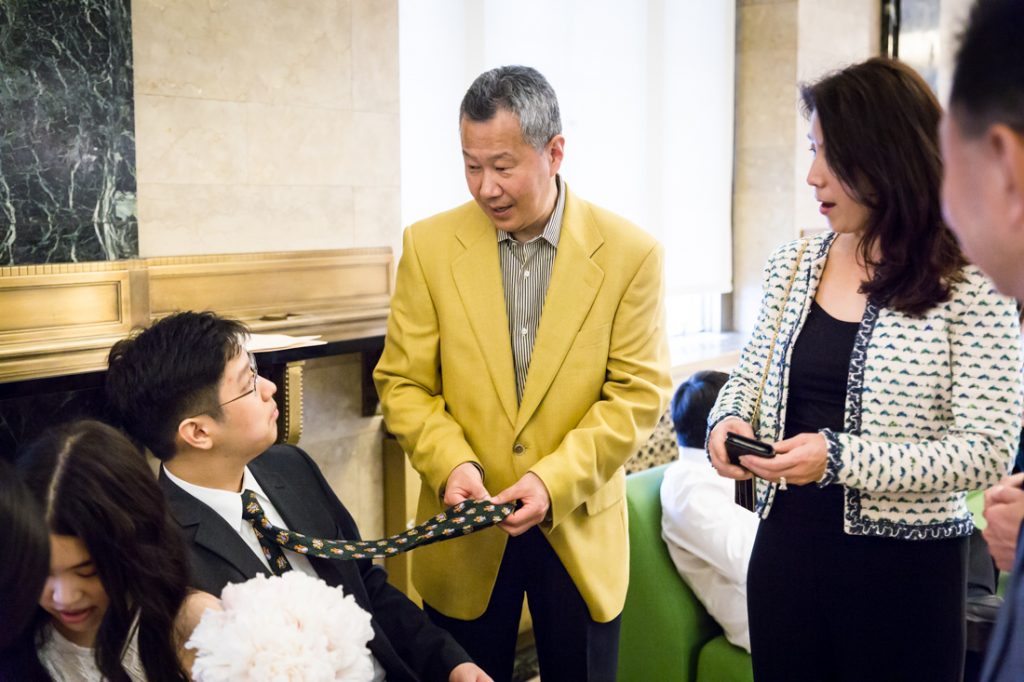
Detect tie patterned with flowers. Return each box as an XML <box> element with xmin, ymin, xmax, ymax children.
<box><xmin>241</xmin><ymin>489</ymin><xmax>516</xmax><ymax>570</ymax></box>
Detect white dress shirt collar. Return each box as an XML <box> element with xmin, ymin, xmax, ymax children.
<box><xmin>162</xmin><ymin>465</ymin><xmax>270</xmax><ymax>535</ymax></box>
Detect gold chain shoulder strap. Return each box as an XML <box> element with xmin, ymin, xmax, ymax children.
<box><xmin>736</xmin><ymin>238</ymin><xmax>810</xmax><ymax>510</ymax></box>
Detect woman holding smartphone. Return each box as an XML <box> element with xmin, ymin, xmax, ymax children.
<box><xmin>707</xmin><ymin>58</ymin><xmax>1022</xmax><ymax>682</ymax></box>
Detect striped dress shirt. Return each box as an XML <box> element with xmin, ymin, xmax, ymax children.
<box><xmin>498</xmin><ymin>176</ymin><xmax>566</xmax><ymax>403</ymax></box>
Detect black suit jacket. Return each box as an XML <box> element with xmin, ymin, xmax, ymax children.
<box><xmin>160</xmin><ymin>444</ymin><xmax>469</xmax><ymax>682</ymax></box>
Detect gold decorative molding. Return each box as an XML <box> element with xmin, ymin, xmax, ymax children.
<box><xmin>147</xmin><ymin>248</ymin><xmax>393</xmax><ymax>325</ymax></box>
<box><xmin>0</xmin><ymin>248</ymin><xmax>392</xmax><ymax>383</ymax></box>
<box><xmin>274</xmin><ymin>361</ymin><xmax>305</xmax><ymax>445</ymax></box>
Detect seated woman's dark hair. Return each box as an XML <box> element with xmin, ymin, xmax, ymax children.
<box><xmin>800</xmin><ymin>57</ymin><xmax>966</xmax><ymax>316</ymax></box>
<box><xmin>0</xmin><ymin>459</ymin><xmax>50</xmax><ymax>682</ymax></box>
<box><xmin>671</xmin><ymin>370</ymin><xmax>730</xmax><ymax>449</ymax></box>
<box><xmin>15</xmin><ymin>420</ymin><xmax>190</xmax><ymax>682</ymax></box>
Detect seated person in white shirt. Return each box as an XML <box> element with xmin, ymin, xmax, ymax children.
<box><xmin>660</xmin><ymin>370</ymin><xmax>758</xmax><ymax>652</ymax></box>
<box><xmin>105</xmin><ymin>311</ymin><xmax>491</xmax><ymax>682</ymax></box>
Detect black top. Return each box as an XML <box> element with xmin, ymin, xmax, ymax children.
<box><xmin>771</xmin><ymin>300</ymin><xmax>860</xmax><ymax>533</ymax></box>
<box><xmin>784</xmin><ymin>300</ymin><xmax>860</xmax><ymax>438</ymax></box>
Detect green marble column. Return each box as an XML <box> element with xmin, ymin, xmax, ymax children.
<box><xmin>0</xmin><ymin>0</ymin><xmax>137</xmax><ymax>265</ymax></box>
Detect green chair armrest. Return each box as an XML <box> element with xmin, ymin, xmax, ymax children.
<box><xmin>696</xmin><ymin>635</ymin><xmax>754</xmax><ymax>682</ymax></box>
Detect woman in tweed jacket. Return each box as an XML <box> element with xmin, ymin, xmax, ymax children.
<box><xmin>708</xmin><ymin>59</ymin><xmax>1022</xmax><ymax>682</ymax></box>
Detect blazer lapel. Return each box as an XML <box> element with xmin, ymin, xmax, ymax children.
<box><xmin>249</xmin><ymin>463</ymin><xmax>338</xmax><ymax>540</ymax></box>
<box><xmin>515</xmin><ymin>191</ymin><xmax>604</xmax><ymax>436</ymax></box>
<box><xmin>451</xmin><ymin>210</ymin><xmax>518</xmax><ymax>427</ymax></box>
<box><xmin>159</xmin><ymin>471</ymin><xmax>270</xmax><ymax>580</ymax></box>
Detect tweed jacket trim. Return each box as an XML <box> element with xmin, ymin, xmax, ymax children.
<box><xmin>709</xmin><ymin>232</ymin><xmax>1022</xmax><ymax>540</ymax></box>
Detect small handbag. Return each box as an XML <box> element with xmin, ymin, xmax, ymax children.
<box><xmin>735</xmin><ymin>239</ymin><xmax>808</xmax><ymax>511</ymax></box>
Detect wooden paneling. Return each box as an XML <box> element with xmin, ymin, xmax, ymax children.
<box><xmin>0</xmin><ymin>248</ymin><xmax>392</xmax><ymax>383</ymax></box>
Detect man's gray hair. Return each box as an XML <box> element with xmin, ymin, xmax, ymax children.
<box><xmin>459</xmin><ymin>65</ymin><xmax>562</xmax><ymax>150</ymax></box>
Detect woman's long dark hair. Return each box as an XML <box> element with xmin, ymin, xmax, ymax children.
<box><xmin>801</xmin><ymin>57</ymin><xmax>966</xmax><ymax>316</ymax></box>
<box><xmin>0</xmin><ymin>459</ymin><xmax>50</xmax><ymax>682</ymax></box>
<box><xmin>15</xmin><ymin>420</ymin><xmax>190</xmax><ymax>682</ymax></box>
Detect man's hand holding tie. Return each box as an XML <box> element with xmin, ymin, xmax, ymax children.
<box><xmin>491</xmin><ymin>472</ymin><xmax>551</xmax><ymax>536</ymax></box>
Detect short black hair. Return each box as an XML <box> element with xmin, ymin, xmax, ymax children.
<box><xmin>950</xmin><ymin>0</ymin><xmax>1024</xmax><ymax>137</ymax></box>
<box><xmin>670</xmin><ymin>370</ymin><xmax>729</xmax><ymax>449</ymax></box>
<box><xmin>105</xmin><ymin>311</ymin><xmax>247</xmax><ymax>461</ymax></box>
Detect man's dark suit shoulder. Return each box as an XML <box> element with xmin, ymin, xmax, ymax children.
<box><xmin>161</xmin><ymin>443</ymin><xmax>472</xmax><ymax>681</ymax></box>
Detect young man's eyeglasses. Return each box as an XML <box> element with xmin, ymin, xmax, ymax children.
<box><xmin>220</xmin><ymin>352</ymin><xmax>259</xmax><ymax>406</ymax></box>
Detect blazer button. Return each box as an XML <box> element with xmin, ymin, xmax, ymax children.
<box><xmin>513</xmin><ymin>443</ymin><xmax>526</xmax><ymax>455</ymax></box>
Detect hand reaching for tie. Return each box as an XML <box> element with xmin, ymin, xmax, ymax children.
<box><xmin>491</xmin><ymin>472</ymin><xmax>551</xmax><ymax>536</ymax></box>
<box><xmin>444</xmin><ymin>462</ymin><xmax>490</xmax><ymax>506</ymax></box>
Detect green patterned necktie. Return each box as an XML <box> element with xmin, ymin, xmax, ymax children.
<box><xmin>241</xmin><ymin>493</ymin><xmax>293</xmax><ymax>575</ymax></box>
<box><xmin>241</xmin><ymin>489</ymin><xmax>516</xmax><ymax>562</ymax></box>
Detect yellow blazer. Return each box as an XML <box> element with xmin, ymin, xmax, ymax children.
<box><xmin>374</xmin><ymin>184</ymin><xmax>671</xmax><ymax>622</ymax></box>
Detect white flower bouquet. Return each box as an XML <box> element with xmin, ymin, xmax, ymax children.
<box><xmin>187</xmin><ymin>572</ymin><xmax>375</xmax><ymax>682</ymax></box>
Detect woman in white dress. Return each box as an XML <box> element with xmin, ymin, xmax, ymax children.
<box><xmin>14</xmin><ymin>420</ymin><xmax>217</xmax><ymax>681</ymax></box>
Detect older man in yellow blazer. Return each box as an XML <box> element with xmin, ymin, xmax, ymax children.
<box><xmin>374</xmin><ymin>65</ymin><xmax>671</xmax><ymax>682</ymax></box>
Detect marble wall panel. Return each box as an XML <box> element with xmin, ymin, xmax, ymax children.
<box><xmin>354</xmin><ymin>186</ymin><xmax>400</xmax><ymax>252</ymax></box>
<box><xmin>0</xmin><ymin>0</ymin><xmax>137</xmax><ymax>264</ymax></box>
<box><xmin>134</xmin><ymin>95</ymin><xmax>248</xmax><ymax>185</ymax></box>
<box><xmin>139</xmin><ymin>184</ymin><xmax>355</xmax><ymax>255</ymax></box>
<box><xmin>133</xmin><ymin>0</ymin><xmax>353</xmax><ymax>109</ymax></box>
<box><xmin>245</xmin><ymin>104</ymin><xmax>354</xmax><ymax>187</ymax></box>
<box><xmin>352</xmin><ymin>0</ymin><xmax>399</xmax><ymax>113</ymax></box>
<box><xmin>133</xmin><ymin>0</ymin><xmax>399</xmax><ymax>259</ymax></box>
<box><xmin>345</xmin><ymin>112</ymin><xmax>400</xmax><ymax>187</ymax></box>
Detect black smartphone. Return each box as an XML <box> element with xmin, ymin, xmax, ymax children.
<box><xmin>725</xmin><ymin>432</ymin><xmax>776</xmax><ymax>467</ymax></box>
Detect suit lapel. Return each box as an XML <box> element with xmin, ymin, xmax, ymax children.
<box><xmin>248</xmin><ymin>460</ymin><xmax>365</xmax><ymax>594</ymax></box>
<box><xmin>515</xmin><ymin>191</ymin><xmax>604</xmax><ymax>436</ymax></box>
<box><xmin>159</xmin><ymin>471</ymin><xmax>270</xmax><ymax>580</ymax></box>
<box><xmin>452</xmin><ymin>210</ymin><xmax>518</xmax><ymax>427</ymax></box>
<box><xmin>249</xmin><ymin>462</ymin><xmax>337</xmax><ymax>539</ymax></box>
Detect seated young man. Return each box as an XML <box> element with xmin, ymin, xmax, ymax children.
<box><xmin>660</xmin><ymin>370</ymin><xmax>758</xmax><ymax>652</ymax></box>
<box><xmin>105</xmin><ymin>311</ymin><xmax>490</xmax><ymax>682</ymax></box>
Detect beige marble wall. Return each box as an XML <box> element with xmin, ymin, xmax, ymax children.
<box><xmin>131</xmin><ymin>0</ymin><xmax>399</xmax><ymax>537</ymax></box>
<box><xmin>731</xmin><ymin>0</ymin><xmax>878</xmax><ymax>333</ymax></box>
<box><xmin>132</xmin><ymin>0</ymin><xmax>400</xmax><ymax>259</ymax></box>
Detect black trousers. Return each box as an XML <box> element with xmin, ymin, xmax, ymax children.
<box><xmin>424</xmin><ymin>526</ymin><xmax>620</xmax><ymax>682</ymax></box>
<box><xmin>747</xmin><ymin>484</ymin><xmax>968</xmax><ymax>682</ymax></box>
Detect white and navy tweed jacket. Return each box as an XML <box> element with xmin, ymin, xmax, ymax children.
<box><xmin>710</xmin><ymin>232</ymin><xmax>1023</xmax><ymax>540</ymax></box>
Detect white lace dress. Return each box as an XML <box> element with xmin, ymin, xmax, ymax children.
<box><xmin>37</xmin><ymin>623</ymin><xmax>147</xmax><ymax>682</ymax></box>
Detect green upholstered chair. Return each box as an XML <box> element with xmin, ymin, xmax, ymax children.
<box><xmin>618</xmin><ymin>463</ymin><xmax>753</xmax><ymax>682</ymax></box>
